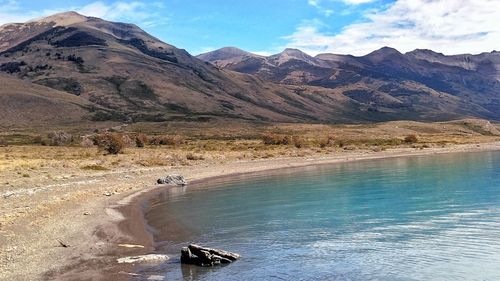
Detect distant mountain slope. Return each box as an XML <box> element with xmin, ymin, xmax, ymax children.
<box><xmin>198</xmin><ymin>46</ymin><xmax>500</xmax><ymax>121</ymax></box>
<box><xmin>0</xmin><ymin>12</ymin><xmax>323</xmax><ymax>123</ymax></box>
<box><xmin>196</xmin><ymin>47</ymin><xmax>263</xmax><ymax>68</ymax></box>
<box><xmin>406</xmin><ymin>49</ymin><xmax>500</xmax><ymax>81</ymax></box>
<box><xmin>0</xmin><ymin>11</ymin><xmax>499</xmax><ymax>128</ymax></box>
<box><xmin>0</xmin><ymin>75</ymin><xmax>92</xmax><ymax>127</ymax></box>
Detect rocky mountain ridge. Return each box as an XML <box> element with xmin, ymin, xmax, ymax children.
<box><xmin>0</xmin><ymin>11</ymin><xmax>499</xmax><ymax>129</ymax></box>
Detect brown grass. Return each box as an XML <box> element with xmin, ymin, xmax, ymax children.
<box><xmin>0</xmin><ymin>120</ymin><xmax>498</xmax><ymax>180</ymax></box>
<box><xmin>148</xmin><ymin>135</ymin><xmax>185</xmax><ymax>146</ymax></box>
<box><xmin>0</xmin><ymin>138</ymin><xmax>7</xmax><ymax>147</ymax></box>
<box><xmin>80</xmin><ymin>164</ymin><xmax>109</xmax><ymax>171</ymax></box>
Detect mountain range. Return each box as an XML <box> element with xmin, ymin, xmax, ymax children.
<box><xmin>0</xmin><ymin>12</ymin><xmax>499</xmax><ymax>128</ymax></box>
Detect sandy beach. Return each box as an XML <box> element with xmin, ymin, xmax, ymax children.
<box><xmin>2</xmin><ymin>142</ymin><xmax>500</xmax><ymax>280</ymax></box>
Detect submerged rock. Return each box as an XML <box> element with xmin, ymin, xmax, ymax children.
<box><xmin>180</xmin><ymin>244</ymin><xmax>240</xmax><ymax>267</ymax></box>
<box><xmin>157</xmin><ymin>175</ymin><xmax>187</xmax><ymax>186</ymax></box>
<box><xmin>117</xmin><ymin>254</ymin><xmax>169</xmax><ymax>264</ymax></box>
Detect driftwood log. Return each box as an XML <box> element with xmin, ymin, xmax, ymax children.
<box><xmin>117</xmin><ymin>254</ymin><xmax>169</xmax><ymax>264</ymax></box>
<box><xmin>181</xmin><ymin>244</ymin><xmax>240</xmax><ymax>267</ymax></box>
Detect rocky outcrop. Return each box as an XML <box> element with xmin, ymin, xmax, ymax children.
<box><xmin>157</xmin><ymin>175</ymin><xmax>187</xmax><ymax>186</ymax></box>
<box><xmin>181</xmin><ymin>244</ymin><xmax>240</xmax><ymax>267</ymax></box>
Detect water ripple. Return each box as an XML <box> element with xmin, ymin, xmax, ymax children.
<box><xmin>143</xmin><ymin>151</ymin><xmax>500</xmax><ymax>281</ymax></box>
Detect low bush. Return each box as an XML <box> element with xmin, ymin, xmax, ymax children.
<box><xmin>404</xmin><ymin>134</ymin><xmax>419</xmax><ymax>143</ymax></box>
<box><xmin>48</xmin><ymin>131</ymin><xmax>73</xmax><ymax>146</ymax></box>
<box><xmin>0</xmin><ymin>138</ymin><xmax>7</xmax><ymax>147</ymax></box>
<box><xmin>319</xmin><ymin>135</ymin><xmax>335</xmax><ymax>148</ymax></box>
<box><xmin>292</xmin><ymin>136</ymin><xmax>305</xmax><ymax>148</ymax></box>
<box><xmin>336</xmin><ymin>139</ymin><xmax>345</xmax><ymax>148</ymax></box>
<box><xmin>148</xmin><ymin>135</ymin><xmax>185</xmax><ymax>146</ymax></box>
<box><xmin>135</xmin><ymin>133</ymin><xmax>147</xmax><ymax>148</ymax></box>
<box><xmin>262</xmin><ymin>133</ymin><xmax>291</xmax><ymax>145</ymax></box>
<box><xmin>80</xmin><ymin>137</ymin><xmax>94</xmax><ymax>147</ymax></box>
<box><xmin>33</xmin><ymin>135</ymin><xmax>43</xmax><ymax>144</ymax></box>
<box><xmin>94</xmin><ymin>133</ymin><xmax>125</xmax><ymax>154</ymax></box>
<box><xmin>121</xmin><ymin>134</ymin><xmax>135</xmax><ymax>147</ymax></box>
<box><xmin>186</xmin><ymin>153</ymin><xmax>204</xmax><ymax>161</ymax></box>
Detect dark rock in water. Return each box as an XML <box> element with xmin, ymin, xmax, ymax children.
<box><xmin>181</xmin><ymin>244</ymin><xmax>240</xmax><ymax>267</ymax></box>
<box><xmin>157</xmin><ymin>175</ymin><xmax>187</xmax><ymax>186</ymax></box>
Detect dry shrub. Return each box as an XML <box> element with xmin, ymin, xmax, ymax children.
<box><xmin>262</xmin><ymin>133</ymin><xmax>291</xmax><ymax>145</ymax></box>
<box><xmin>404</xmin><ymin>134</ymin><xmax>419</xmax><ymax>143</ymax></box>
<box><xmin>0</xmin><ymin>138</ymin><xmax>7</xmax><ymax>147</ymax></box>
<box><xmin>121</xmin><ymin>134</ymin><xmax>135</xmax><ymax>147</ymax></box>
<box><xmin>149</xmin><ymin>135</ymin><xmax>185</xmax><ymax>146</ymax></box>
<box><xmin>33</xmin><ymin>135</ymin><xmax>43</xmax><ymax>144</ymax></box>
<box><xmin>319</xmin><ymin>135</ymin><xmax>335</xmax><ymax>148</ymax></box>
<box><xmin>80</xmin><ymin>137</ymin><xmax>94</xmax><ymax>147</ymax></box>
<box><xmin>94</xmin><ymin>133</ymin><xmax>125</xmax><ymax>154</ymax></box>
<box><xmin>343</xmin><ymin>145</ymin><xmax>357</xmax><ymax>151</ymax></box>
<box><xmin>135</xmin><ymin>133</ymin><xmax>147</xmax><ymax>148</ymax></box>
<box><xmin>48</xmin><ymin>131</ymin><xmax>73</xmax><ymax>146</ymax></box>
<box><xmin>336</xmin><ymin>139</ymin><xmax>345</xmax><ymax>148</ymax></box>
<box><xmin>186</xmin><ymin>152</ymin><xmax>205</xmax><ymax>161</ymax></box>
<box><xmin>292</xmin><ymin>136</ymin><xmax>305</xmax><ymax>148</ymax></box>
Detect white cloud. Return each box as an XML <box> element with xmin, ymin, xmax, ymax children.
<box><xmin>342</xmin><ymin>0</ymin><xmax>375</xmax><ymax>4</ymax></box>
<box><xmin>307</xmin><ymin>0</ymin><xmax>335</xmax><ymax>17</ymax></box>
<box><xmin>309</xmin><ymin>0</ymin><xmax>375</xmax><ymax>6</ymax></box>
<box><xmin>77</xmin><ymin>1</ymin><xmax>166</xmax><ymax>27</ymax></box>
<box><xmin>284</xmin><ymin>0</ymin><xmax>500</xmax><ymax>56</ymax></box>
<box><xmin>308</xmin><ymin>0</ymin><xmax>321</xmax><ymax>7</ymax></box>
<box><xmin>0</xmin><ymin>0</ymin><xmax>40</xmax><ymax>24</ymax></box>
<box><xmin>0</xmin><ymin>1</ymin><xmax>167</xmax><ymax>27</ymax></box>
<box><xmin>307</xmin><ymin>0</ymin><xmax>374</xmax><ymax>17</ymax></box>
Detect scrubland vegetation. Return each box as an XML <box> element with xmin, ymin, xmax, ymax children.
<box><xmin>1</xmin><ymin>120</ymin><xmax>499</xmax><ymax>179</ymax></box>
<box><xmin>1</xmin><ymin>119</ymin><xmax>499</xmax><ymax>281</ymax></box>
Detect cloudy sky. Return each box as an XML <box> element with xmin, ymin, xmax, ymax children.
<box><xmin>0</xmin><ymin>0</ymin><xmax>499</xmax><ymax>56</ymax></box>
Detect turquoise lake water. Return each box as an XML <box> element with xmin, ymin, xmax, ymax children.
<box><xmin>142</xmin><ymin>151</ymin><xmax>500</xmax><ymax>280</ymax></box>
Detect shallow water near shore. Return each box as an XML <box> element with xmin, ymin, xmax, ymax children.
<box><xmin>142</xmin><ymin>151</ymin><xmax>500</xmax><ymax>280</ymax></box>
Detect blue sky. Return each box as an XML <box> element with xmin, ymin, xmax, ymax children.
<box><xmin>1</xmin><ymin>0</ymin><xmax>499</xmax><ymax>56</ymax></box>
